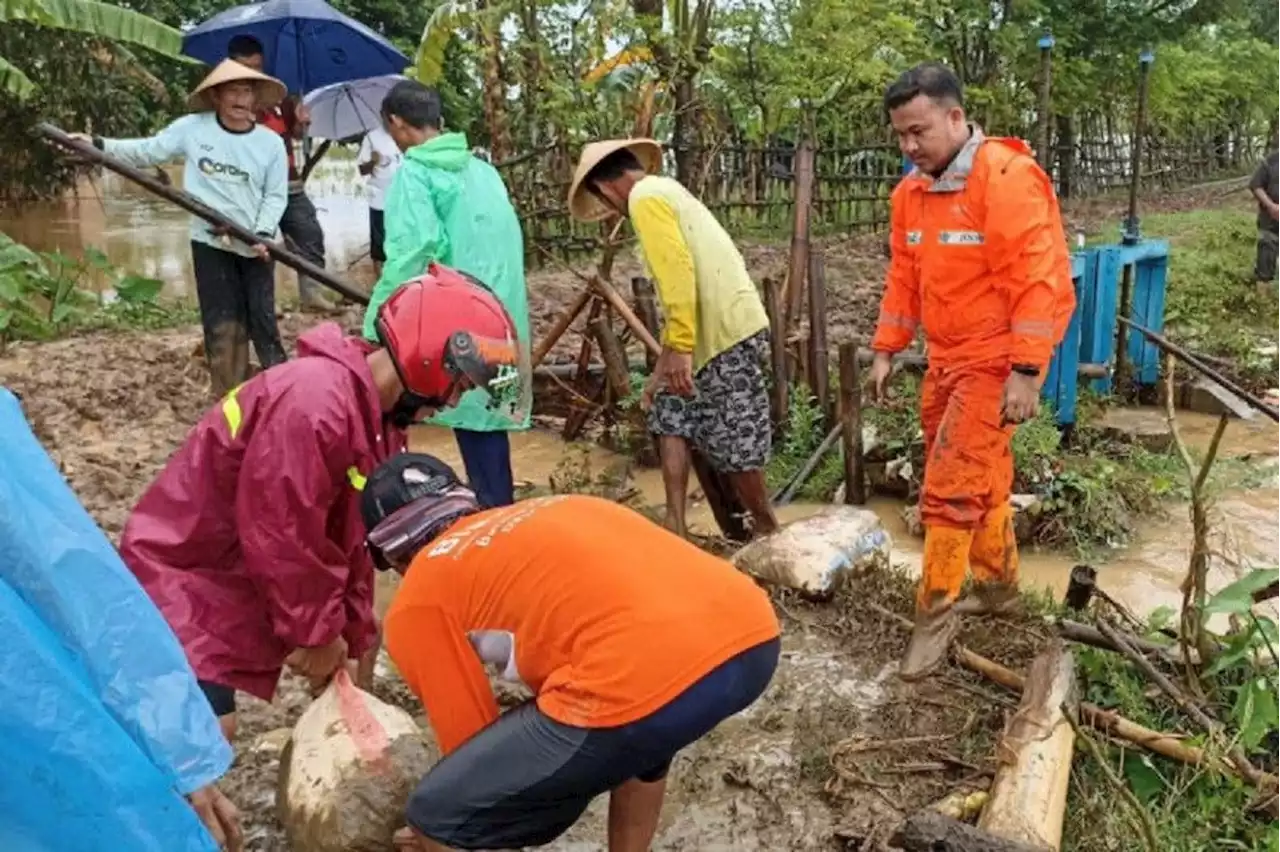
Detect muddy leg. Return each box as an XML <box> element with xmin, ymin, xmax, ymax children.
<box><xmin>657</xmin><ymin>436</ymin><xmax>691</xmax><ymax>536</ymax></box>
<box><xmin>241</xmin><ymin>253</ymin><xmax>287</xmax><ymax>370</ymax></box>
<box><xmin>192</xmin><ymin>241</ymin><xmax>251</xmax><ymax>396</ymax></box>
<box><xmin>727</xmin><ymin>469</ymin><xmax>779</xmax><ymax>536</ymax></box>
<box><xmin>607</xmin><ymin>777</ymin><xmax>666</xmax><ymax>852</ymax></box>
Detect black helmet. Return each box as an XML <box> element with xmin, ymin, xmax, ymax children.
<box><xmin>361</xmin><ymin>453</ymin><xmax>480</xmax><ymax>572</ymax></box>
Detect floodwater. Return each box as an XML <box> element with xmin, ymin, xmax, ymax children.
<box><xmin>0</xmin><ymin>158</ymin><xmax>374</xmax><ymax>300</ymax></box>
<box><xmin>406</xmin><ymin>413</ymin><xmax>1279</xmax><ymax>620</ymax></box>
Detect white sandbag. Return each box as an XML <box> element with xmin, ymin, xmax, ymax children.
<box><xmin>278</xmin><ymin>671</ymin><xmax>434</xmax><ymax>852</ymax></box>
<box><xmin>732</xmin><ymin>506</ymin><xmax>891</xmax><ymax>599</ymax></box>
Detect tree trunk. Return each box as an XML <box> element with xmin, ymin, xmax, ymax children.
<box><xmin>475</xmin><ymin>0</ymin><xmax>513</xmax><ymax>162</ymax></box>
<box><xmin>1055</xmin><ymin>114</ymin><xmax>1074</xmax><ymax>200</ymax></box>
<box><xmin>518</xmin><ymin>0</ymin><xmax>542</xmax><ymax>149</ymax></box>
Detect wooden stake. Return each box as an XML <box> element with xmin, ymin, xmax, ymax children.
<box><xmin>590</xmin><ymin>276</ymin><xmax>660</xmax><ymax>356</ymax></box>
<box><xmin>589</xmin><ymin>315</ymin><xmax>631</xmax><ymax>400</ymax></box>
<box><xmin>838</xmin><ymin>341</ymin><xmax>866</xmax><ymax>505</ymax></box>
<box><xmin>807</xmin><ymin>248</ymin><xmax>830</xmax><ymax>424</ymax></box>
<box><xmin>763</xmin><ymin>276</ymin><xmax>789</xmax><ymax>427</ymax></box>
<box><xmin>630</xmin><ymin>277</ymin><xmax>661</xmax><ymax>371</ymax></box>
<box><xmin>978</xmin><ymin>640</ymin><xmax>1076</xmax><ymax>851</ymax></box>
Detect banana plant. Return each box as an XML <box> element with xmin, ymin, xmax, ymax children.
<box><xmin>0</xmin><ymin>0</ymin><xmax>186</xmax><ymax>100</ymax></box>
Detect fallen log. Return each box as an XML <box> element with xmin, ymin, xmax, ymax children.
<box><xmin>978</xmin><ymin>640</ymin><xmax>1076</xmax><ymax>851</ymax></box>
<box><xmin>890</xmin><ymin>810</ymin><xmax>1049</xmax><ymax>852</ymax></box>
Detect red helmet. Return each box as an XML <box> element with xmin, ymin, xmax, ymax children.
<box><xmin>375</xmin><ymin>264</ymin><xmax>530</xmax><ymax>425</ymax></box>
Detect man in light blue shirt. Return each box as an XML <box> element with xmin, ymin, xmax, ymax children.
<box><xmin>74</xmin><ymin>59</ymin><xmax>290</xmax><ymax>395</ymax></box>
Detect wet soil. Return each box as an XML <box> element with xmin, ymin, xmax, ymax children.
<box><xmin>0</xmin><ymin>311</ymin><xmax>1046</xmax><ymax>851</ymax></box>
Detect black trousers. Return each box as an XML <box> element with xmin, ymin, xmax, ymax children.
<box><xmin>1256</xmin><ymin>229</ymin><xmax>1278</xmax><ymax>282</ymax></box>
<box><xmin>191</xmin><ymin>240</ymin><xmax>287</xmax><ymax>395</ymax></box>
<box><xmin>279</xmin><ymin>190</ymin><xmax>328</xmax><ymax>305</ymax></box>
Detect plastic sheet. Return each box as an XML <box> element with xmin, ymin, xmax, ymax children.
<box><xmin>0</xmin><ymin>389</ymin><xmax>232</xmax><ymax>852</ymax></box>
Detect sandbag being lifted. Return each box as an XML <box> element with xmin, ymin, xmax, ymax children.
<box><xmin>278</xmin><ymin>670</ymin><xmax>434</xmax><ymax>852</ymax></box>
<box><xmin>732</xmin><ymin>506</ymin><xmax>891</xmax><ymax>599</ymax></box>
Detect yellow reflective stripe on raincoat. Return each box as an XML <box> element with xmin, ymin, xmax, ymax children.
<box><xmin>347</xmin><ymin>467</ymin><xmax>367</xmax><ymax>491</ymax></box>
<box><xmin>221</xmin><ymin>384</ymin><xmax>245</xmax><ymax>439</ymax></box>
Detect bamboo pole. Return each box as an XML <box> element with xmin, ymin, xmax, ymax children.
<box><xmin>38</xmin><ymin>123</ymin><xmax>369</xmax><ymax>306</ymax></box>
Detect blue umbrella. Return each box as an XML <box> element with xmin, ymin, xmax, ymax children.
<box><xmin>181</xmin><ymin>0</ymin><xmax>410</xmax><ymax>95</ymax></box>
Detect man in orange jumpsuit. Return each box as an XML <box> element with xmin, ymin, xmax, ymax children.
<box><xmin>868</xmin><ymin>63</ymin><xmax>1075</xmax><ymax>680</ymax></box>
<box><xmin>359</xmin><ymin>454</ymin><xmax>781</xmax><ymax>851</ymax></box>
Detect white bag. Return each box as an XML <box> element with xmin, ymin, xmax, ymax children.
<box><xmin>278</xmin><ymin>670</ymin><xmax>434</xmax><ymax>852</ymax></box>
<box><xmin>732</xmin><ymin>506</ymin><xmax>891</xmax><ymax>599</ymax></box>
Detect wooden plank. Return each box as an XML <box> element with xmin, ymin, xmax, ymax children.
<box><xmin>978</xmin><ymin>641</ymin><xmax>1076</xmax><ymax>851</ymax></box>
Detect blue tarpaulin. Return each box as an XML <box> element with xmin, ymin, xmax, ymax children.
<box><xmin>0</xmin><ymin>388</ymin><xmax>232</xmax><ymax>852</ymax></box>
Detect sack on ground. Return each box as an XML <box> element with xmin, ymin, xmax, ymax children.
<box><xmin>732</xmin><ymin>506</ymin><xmax>891</xmax><ymax>599</ymax></box>
<box><xmin>278</xmin><ymin>670</ymin><xmax>434</xmax><ymax>852</ymax></box>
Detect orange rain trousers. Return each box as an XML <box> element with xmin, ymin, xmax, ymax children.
<box><xmin>916</xmin><ymin>361</ymin><xmax>1020</xmax><ymax>609</ymax></box>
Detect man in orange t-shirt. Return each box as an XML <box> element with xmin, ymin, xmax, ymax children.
<box><xmin>361</xmin><ymin>454</ymin><xmax>780</xmax><ymax>852</ymax></box>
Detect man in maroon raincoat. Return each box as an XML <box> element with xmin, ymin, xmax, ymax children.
<box><xmin>119</xmin><ymin>266</ymin><xmax>530</xmax><ymax>743</ymax></box>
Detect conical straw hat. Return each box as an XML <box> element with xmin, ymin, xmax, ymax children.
<box><xmin>567</xmin><ymin>138</ymin><xmax>663</xmax><ymax>222</ymax></box>
<box><xmin>187</xmin><ymin>59</ymin><xmax>287</xmax><ymax>113</ymax></box>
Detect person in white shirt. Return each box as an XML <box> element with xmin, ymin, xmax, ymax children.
<box><xmin>357</xmin><ymin>126</ymin><xmax>405</xmax><ymax>277</ymax></box>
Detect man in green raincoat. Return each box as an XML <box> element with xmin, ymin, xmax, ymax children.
<box><xmin>363</xmin><ymin>80</ymin><xmax>530</xmax><ymax>507</ymax></box>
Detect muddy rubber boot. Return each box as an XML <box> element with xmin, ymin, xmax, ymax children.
<box><xmin>954</xmin><ymin>581</ymin><xmax>1020</xmax><ymax>615</ymax></box>
<box><xmin>958</xmin><ymin>502</ymin><xmax>1020</xmax><ymax>615</ymax></box>
<box><xmin>898</xmin><ymin>601</ymin><xmax>958</xmax><ymax>681</ymax></box>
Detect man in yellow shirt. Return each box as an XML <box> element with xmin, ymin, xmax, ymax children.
<box><xmin>568</xmin><ymin>139</ymin><xmax>779</xmax><ymax>538</ymax></box>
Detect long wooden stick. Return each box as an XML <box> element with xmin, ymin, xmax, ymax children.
<box><xmin>590</xmin><ymin>275</ymin><xmax>660</xmax><ymax>356</ymax></box>
<box><xmin>37</xmin><ymin>122</ymin><xmax>369</xmax><ymax>306</ymax></box>
<box><xmin>1120</xmin><ymin>316</ymin><xmax>1279</xmax><ymax>421</ymax></box>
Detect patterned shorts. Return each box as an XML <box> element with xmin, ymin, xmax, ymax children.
<box><xmin>647</xmin><ymin>330</ymin><xmax>772</xmax><ymax>473</ymax></box>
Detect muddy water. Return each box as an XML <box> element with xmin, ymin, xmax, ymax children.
<box><xmin>403</xmin><ymin>412</ymin><xmax>1279</xmax><ymax>620</ymax></box>
<box><xmin>0</xmin><ymin>158</ymin><xmax>374</xmax><ymax>301</ymax></box>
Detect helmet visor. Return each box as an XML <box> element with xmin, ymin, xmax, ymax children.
<box><xmin>443</xmin><ymin>330</ymin><xmax>532</xmax><ymax>427</ymax></box>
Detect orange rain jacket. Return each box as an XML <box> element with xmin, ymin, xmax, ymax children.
<box><xmin>871</xmin><ymin>129</ymin><xmax>1076</xmax><ymax>371</ymax></box>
